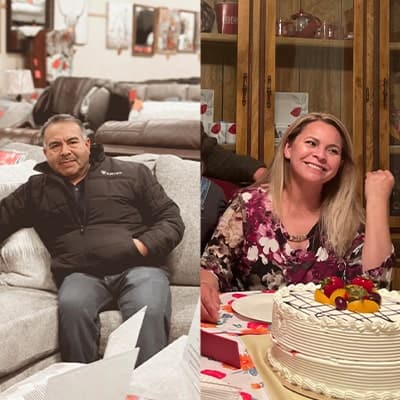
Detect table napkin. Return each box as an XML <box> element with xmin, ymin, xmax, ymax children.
<box><xmin>241</xmin><ymin>335</ymin><xmax>310</xmax><ymax>400</ymax></box>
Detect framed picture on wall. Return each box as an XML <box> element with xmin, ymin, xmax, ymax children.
<box><xmin>177</xmin><ymin>10</ymin><xmax>197</xmax><ymax>53</ymax></box>
<box><xmin>154</xmin><ymin>8</ymin><xmax>180</xmax><ymax>55</ymax></box>
<box><xmin>132</xmin><ymin>4</ymin><xmax>156</xmax><ymax>56</ymax></box>
<box><xmin>106</xmin><ymin>1</ymin><xmax>132</xmax><ymax>52</ymax></box>
<box><xmin>54</xmin><ymin>0</ymin><xmax>88</xmax><ymax>45</ymax></box>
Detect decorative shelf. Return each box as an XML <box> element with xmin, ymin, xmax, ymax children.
<box><xmin>201</xmin><ymin>33</ymin><xmax>353</xmax><ymax>48</ymax></box>
<box><xmin>390</xmin><ymin>42</ymin><xmax>400</xmax><ymax>51</ymax></box>
<box><xmin>201</xmin><ymin>33</ymin><xmax>238</xmax><ymax>43</ymax></box>
<box><xmin>390</xmin><ymin>145</ymin><xmax>400</xmax><ymax>154</ymax></box>
<box><xmin>276</xmin><ymin>36</ymin><xmax>353</xmax><ymax>48</ymax></box>
<box><xmin>221</xmin><ymin>143</ymin><xmax>236</xmax><ymax>152</ymax></box>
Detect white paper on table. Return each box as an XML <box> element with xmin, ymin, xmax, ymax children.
<box><xmin>104</xmin><ymin>305</ymin><xmax>147</xmax><ymax>359</ymax></box>
<box><xmin>181</xmin><ymin>299</ymin><xmax>200</xmax><ymax>397</ymax></box>
<box><xmin>128</xmin><ymin>298</ymin><xmax>201</xmax><ymax>400</ymax></box>
<box><xmin>45</xmin><ymin>349</ymin><xmax>139</xmax><ymax>400</ymax></box>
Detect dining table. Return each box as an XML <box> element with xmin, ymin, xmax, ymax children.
<box><xmin>200</xmin><ymin>291</ymin><xmax>312</xmax><ymax>400</ymax></box>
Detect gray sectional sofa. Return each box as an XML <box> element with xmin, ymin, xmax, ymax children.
<box><xmin>0</xmin><ymin>142</ymin><xmax>199</xmax><ymax>392</ymax></box>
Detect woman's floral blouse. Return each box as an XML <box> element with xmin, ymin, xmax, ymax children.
<box><xmin>201</xmin><ymin>186</ymin><xmax>394</xmax><ymax>292</ymax></box>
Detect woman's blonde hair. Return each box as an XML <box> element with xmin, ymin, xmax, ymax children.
<box><xmin>266</xmin><ymin>112</ymin><xmax>364</xmax><ymax>258</ymax></box>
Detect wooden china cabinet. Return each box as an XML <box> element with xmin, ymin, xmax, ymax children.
<box><xmin>201</xmin><ymin>0</ymin><xmax>400</xmax><ymax>287</ymax></box>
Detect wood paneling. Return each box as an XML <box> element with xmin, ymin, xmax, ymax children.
<box><xmin>201</xmin><ymin>41</ymin><xmax>237</xmax><ymax>122</ymax></box>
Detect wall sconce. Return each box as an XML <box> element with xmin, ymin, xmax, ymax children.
<box><xmin>4</xmin><ymin>69</ymin><xmax>35</xmax><ymax>101</ymax></box>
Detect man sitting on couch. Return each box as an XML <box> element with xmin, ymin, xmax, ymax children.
<box><xmin>0</xmin><ymin>114</ymin><xmax>185</xmax><ymax>366</ymax></box>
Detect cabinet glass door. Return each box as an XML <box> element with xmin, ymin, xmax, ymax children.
<box><xmin>388</xmin><ymin>0</ymin><xmax>400</xmax><ymax>222</ymax></box>
<box><xmin>270</xmin><ymin>1</ymin><xmax>361</xmax><ymax>173</ymax></box>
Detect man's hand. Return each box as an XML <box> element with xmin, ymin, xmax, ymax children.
<box><xmin>201</xmin><ymin>269</ymin><xmax>220</xmax><ymax>323</ymax></box>
<box><xmin>365</xmin><ymin>170</ymin><xmax>394</xmax><ymax>204</ymax></box>
<box><xmin>133</xmin><ymin>238</ymin><xmax>148</xmax><ymax>256</ymax></box>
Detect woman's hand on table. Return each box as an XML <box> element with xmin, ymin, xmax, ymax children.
<box><xmin>201</xmin><ymin>269</ymin><xmax>220</xmax><ymax>323</ymax></box>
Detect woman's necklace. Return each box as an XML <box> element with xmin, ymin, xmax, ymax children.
<box><xmin>285</xmin><ymin>232</ymin><xmax>309</xmax><ymax>242</ymax></box>
<box><xmin>281</xmin><ymin>225</ymin><xmax>318</xmax><ymax>243</ymax></box>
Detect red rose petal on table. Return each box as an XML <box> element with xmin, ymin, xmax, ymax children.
<box><xmin>201</xmin><ymin>369</ymin><xmax>227</xmax><ymax>379</ymax></box>
<box><xmin>201</xmin><ymin>104</ymin><xmax>207</xmax><ymax>114</ymax></box>
<box><xmin>231</xmin><ymin>293</ymin><xmax>248</xmax><ymax>299</ymax></box>
<box><xmin>240</xmin><ymin>391</ymin><xmax>253</xmax><ymax>400</ymax></box>
<box><xmin>247</xmin><ymin>321</ymin><xmax>269</xmax><ymax>329</ymax></box>
<box><xmin>228</xmin><ymin>124</ymin><xmax>236</xmax><ymax>134</ymax></box>
<box><xmin>290</xmin><ymin>107</ymin><xmax>302</xmax><ymax>117</ymax></box>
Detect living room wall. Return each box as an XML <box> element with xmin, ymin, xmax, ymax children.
<box><xmin>0</xmin><ymin>0</ymin><xmax>199</xmax><ymax>87</ymax></box>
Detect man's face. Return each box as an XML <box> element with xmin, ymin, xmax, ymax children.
<box><xmin>43</xmin><ymin>121</ymin><xmax>91</xmax><ymax>184</ymax></box>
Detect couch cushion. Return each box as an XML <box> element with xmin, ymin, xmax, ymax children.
<box><xmin>96</xmin><ymin>119</ymin><xmax>200</xmax><ymax>152</ymax></box>
<box><xmin>145</xmin><ymin>84</ymin><xmax>189</xmax><ymax>101</ymax></box>
<box><xmin>0</xmin><ymin>161</ymin><xmax>56</xmax><ymax>291</ymax></box>
<box><xmin>0</xmin><ymin>141</ymin><xmax>46</xmax><ymax>162</ymax></box>
<box><xmin>128</xmin><ymin>101</ymin><xmax>199</xmax><ymax>121</ymax></box>
<box><xmin>155</xmin><ymin>155</ymin><xmax>200</xmax><ymax>286</ymax></box>
<box><xmin>187</xmin><ymin>84</ymin><xmax>201</xmax><ymax>101</ymax></box>
<box><xmin>0</xmin><ymin>287</ymin><xmax>58</xmax><ymax>376</ymax></box>
<box><xmin>115</xmin><ymin>153</ymin><xmax>159</xmax><ymax>174</ymax></box>
<box><xmin>0</xmin><ymin>99</ymin><xmax>34</xmax><ymax>129</ymax></box>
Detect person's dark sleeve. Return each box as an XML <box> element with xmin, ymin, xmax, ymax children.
<box><xmin>201</xmin><ymin>180</ymin><xmax>227</xmax><ymax>252</ymax></box>
<box><xmin>136</xmin><ymin>164</ymin><xmax>185</xmax><ymax>259</ymax></box>
<box><xmin>201</xmin><ymin>131</ymin><xmax>265</xmax><ymax>184</ymax></box>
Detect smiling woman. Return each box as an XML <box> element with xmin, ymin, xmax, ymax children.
<box><xmin>200</xmin><ymin>112</ymin><xmax>395</xmax><ymax>323</ymax></box>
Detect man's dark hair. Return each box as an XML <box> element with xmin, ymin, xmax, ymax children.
<box><xmin>40</xmin><ymin>114</ymin><xmax>87</xmax><ymax>146</ymax></box>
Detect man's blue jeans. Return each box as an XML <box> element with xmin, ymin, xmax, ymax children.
<box><xmin>57</xmin><ymin>266</ymin><xmax>171</xmax><ymax>365</ymax></box>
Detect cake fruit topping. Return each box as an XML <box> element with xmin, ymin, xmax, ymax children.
<box><xmin>321</xmin><ymin>276</ymin><xmax>344</xmax><ymax>297</ymax></box>
<box><xmin>314</xmin><ymin>276</ymin><xmax>380</xmax><ymax>313</ymax></box>
<box><xmin>334</xmin><ymin>296</ymin><xmax>347</xmax><ymax>310</ymax></box>
<box><xmin>350</xmin><ymin>277</ymin><xmax>375</xmax><ymax>292</ymax></box>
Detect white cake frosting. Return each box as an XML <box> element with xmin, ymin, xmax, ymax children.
<box><xmin>267</xmin><ymin>282</ymin><xmax>400</xmax><ymax>400</ymax></box>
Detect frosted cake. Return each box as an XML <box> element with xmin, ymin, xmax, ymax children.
<box><xmin>267</xmin><ymin>282</ymin><xmax>400</xmax><ymax>400</ymax></box>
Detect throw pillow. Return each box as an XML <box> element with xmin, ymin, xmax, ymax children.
<box><xmin>0</xmin><ymin>228</ymin><xmax>56</xmax><ymax>292</ymax></box>
<box><xmin>155</xmin><ymin>155</ymin><xmax>200</xmax><ymax>286</ymax></box>
<box><xmin>0</xmin><ymin>160</ymin><xmax>40</xmax><ymax>199</ymax></box>
<box><xmin>0</xmin><ymin>161</ymin><xmax>56</xmax><ymax>291</ymax></box>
